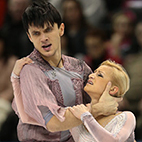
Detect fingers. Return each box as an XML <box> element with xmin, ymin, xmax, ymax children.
<box><xmin>17</xmin><ymin>57</ymin><xmax>33</xmax><ymax>67</ymax></box>
<box><xmin>86</xmin><ymin>103</ymin><xmax>91</xmax><ymax>112</ymax></box>
<box><xmin>68</xmin><ymin>107</ymin><xmax>74</xmax><ymax>112</ymax></box>
<box><xmin>104</xmin><ymin>82</ymin><xmax>112</xmax><ymax>94</ymax></box>
<box><xmin>21</xmin><ymin>57</ymin><xmax>33</xmax><ymax>64</ymax></box>
<box><xmin>99</xmin><ymin>82</ymin><xmax>112</xmax><ymax>101</ymax></box>
<box><xmin>69</xmin><ymin>104</ymin><xmax>86</xmax><ymax>111</ymax></box>
<box><xmin>13</xmin><ymin>57</ymin><xmax>33</xmax><ymax>76</ymax></box>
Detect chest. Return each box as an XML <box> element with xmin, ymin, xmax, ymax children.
<box><xmin>44</xmin><ymin>67</ymin><xmax>84</xmax><ymax>107</ymax></box>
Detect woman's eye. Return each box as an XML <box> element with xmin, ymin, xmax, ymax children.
<box><xmin>98</xmin><ymin>74</ymin><xmax>103</xmax><ymax>78</ymax></box>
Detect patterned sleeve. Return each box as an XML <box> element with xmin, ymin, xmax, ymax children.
<box><xmin>81</xmin><ymin>111</ymin><xmax>136</xmax><ymax>142</ymax></box>
<box><xmin>82</xmin><ymin>60</ymin><xmax>92</xmax><ymax>85</ymax></box>
<box><xmin>11</xmin><ymin>64</ymin><xmax>66</xmax><ymax>129</ymax></box>
<box><xmin>82</xmin><ymin>60</ymin><xmax>92</xmax><ymax>104</ymax></box>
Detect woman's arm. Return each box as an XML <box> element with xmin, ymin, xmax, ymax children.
<box><xmin>81</xmin><ymin>111</ymin><xmax>135</xmax><ymax>142</ymax></box>
<box><xmin>70</xmin><ymin>105</ymin><xmax>136</xmax><ymax>142</ymax></box>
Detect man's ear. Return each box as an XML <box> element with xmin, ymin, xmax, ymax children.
<box><xmin>59</xmin><ymin>23</ymin><xmax>65</xmax><ymax>36</ymax></box>
<box><xmin>109</xmin><ymin>86</ymin><xmax>119</xmax><ymax>96</ymax></box>
<box><xmin>27</xmin><ymin>32</ymin><xmax>33</xmax><ymax>43</ymax></box>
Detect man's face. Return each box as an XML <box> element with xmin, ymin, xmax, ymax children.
<box><xmin>27</xmin><ymin>23</ymin><xmax>64</xmax><ymax>60</ymax></box>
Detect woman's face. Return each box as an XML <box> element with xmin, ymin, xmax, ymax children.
<box><xmin>84</xmin><ymin>65</ymin><xmax>113</xmax><ymax>99</ymax></box>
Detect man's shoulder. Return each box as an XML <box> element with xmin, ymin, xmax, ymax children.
<box><xmin>20</xmin><ymin>63</ymin><xmax>43</xmax><ymax>76</ymax></box>
<box><xmin>63</xmin><ymin>54</ymin><xmax>85</xmax><ymax>66</ymax></box>
<box><xmin>63</xmin><ymin>55</ymin><xmax>92</xmax><ymax>75</ymax></box>
<box><xmin>63</xmin><ymin>54</ymin><xmax>81</xmax><ymax>61</ymax></box>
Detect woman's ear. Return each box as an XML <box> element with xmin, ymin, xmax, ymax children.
<box><xmin>109</xmin><ymin>86</ymin><xmax>119</xmax><ymax>96</ymax></box>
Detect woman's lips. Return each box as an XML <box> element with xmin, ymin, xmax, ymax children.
<box><xmin>87</xmin><ymin>79</ymin><xmax>93</xmax><ymax>85</ymax></box>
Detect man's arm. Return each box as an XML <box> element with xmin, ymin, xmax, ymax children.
<box><xmin>47</xmin><ymin>82</ymin><xmax>119</xmax><ymax>132</ymax></box>
<box><xmin>46</xmin><ymin>109</ymin><xmax>82</xmax><ymax>132</ymax></box>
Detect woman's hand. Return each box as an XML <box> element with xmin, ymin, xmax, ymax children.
<box><xmin>13</xmin><ymin>57</ymin><xmax>33</xmax><ymax>76</ymax></box>
<box><xmin>69</xmin><ymin>104</ymin><xmax>89</xmax><ymax>119</ymax></box>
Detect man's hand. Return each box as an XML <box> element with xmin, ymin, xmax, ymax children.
<box><xmin>91</xmin><ymin>82</ymin><xmax>121</xmax><ymax>118</ymax></box>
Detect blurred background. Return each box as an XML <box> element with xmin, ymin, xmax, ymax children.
<box><xmin>0</xmin><ymin>0</ymin><xmax>142</xmax><ymax>141</ymax></box>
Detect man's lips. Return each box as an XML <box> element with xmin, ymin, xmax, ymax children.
<box><xmin>42</xmin><ymin>44</ymin><xmax>52</xmax><ymax>48</ymax></box>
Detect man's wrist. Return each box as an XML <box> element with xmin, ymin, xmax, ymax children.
<box><xmin>91</xmin><ymin>103</ymin><xmax>103</xmax><ymax>118</ymax></box>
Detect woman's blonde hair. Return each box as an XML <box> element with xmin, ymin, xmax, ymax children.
<box><xmin>100</xmin><ymin>60</ymin><xmax>130</xmax><ymax>97</ymax></box>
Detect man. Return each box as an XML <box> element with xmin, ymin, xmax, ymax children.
<box><xmin>11</xmin><ymin>0</ymin><xmax>118</xmax><ymax>141</ymax></box>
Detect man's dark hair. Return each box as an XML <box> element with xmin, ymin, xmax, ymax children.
<box><xmin>22</xmin><ymin>0</ymin><xmax>62</xmax><ymax>33</ymax></box>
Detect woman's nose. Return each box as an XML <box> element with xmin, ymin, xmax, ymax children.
<box><xmin>89</xmin><ymin>73</ymin><xmax>95</xmax><ymax>79</ymax></box>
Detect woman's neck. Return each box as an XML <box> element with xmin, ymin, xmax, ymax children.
<box><xmin>90</xmin><ymin>99</ymin><xmax>98</xmax><ymax>107</ymax></box>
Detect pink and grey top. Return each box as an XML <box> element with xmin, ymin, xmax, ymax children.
<box><xmin>11</xmin><ymin>49</ymin><xmax>92</xmax><ymax>142</ymax></box>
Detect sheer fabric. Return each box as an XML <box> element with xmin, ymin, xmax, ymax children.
<box><xmin>70</xmin><ymin>111</ymin><xmax>136</xmax><ymax>142</ymax></box>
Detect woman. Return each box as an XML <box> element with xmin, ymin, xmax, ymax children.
<box><xmin>69</xmin><ymin>60</ymin><xmax>136</xmax><ymax>142</ymax></box>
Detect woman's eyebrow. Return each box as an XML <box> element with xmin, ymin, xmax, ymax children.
<box><xmin>98</xmin><ymin>70</ymin><xmax>105</xmax><ymax>75</ymax></box>
<box><xmin>94</xmin><ymin>70</ymin><xmax>97</xmax><ymax>73</ymax></box>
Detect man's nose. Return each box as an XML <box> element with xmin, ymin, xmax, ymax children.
<box><xmin>41</xmin><ymin>34</ymin><xmax>48</xmax><ymax>42</ymax></box>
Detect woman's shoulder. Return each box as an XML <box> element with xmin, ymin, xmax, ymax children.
<box><xmin>97</xmin><ymin>111</ymin><xmax>135</xmax><ymax>128</ymax></box>
<box><xmin>121</xmin><ymin>111</ymin><xmax>136</xmax><ymax>123</ymax></box>
<box><xmin>111</xmin><ymin>111</ymin><xmax>135</xmax><ymax>122</ymax></box>
<box><xmin>106</xmin><ymin>111</ymin><xmax>136</xmax><ymax>128</ymax></box>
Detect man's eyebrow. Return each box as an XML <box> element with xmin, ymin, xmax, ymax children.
<box><xmin>45</xmin><ymin>25</ymin><xmax>53</xmax><ymax>29</ymax></box>
<box><xmin>31</xmin><ymin>30</ymin><xmax>39</xmax><ymax>34</ymax></box>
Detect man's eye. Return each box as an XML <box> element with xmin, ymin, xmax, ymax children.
<box><xmin>33</xmin><ymin>32</ymin><xmax>40</xmax><ymax>36</ymax></box>
<box><xmin>46</xmin><ymin>27</ymin><xmax>52</xmax><ymax>32</ymax></box>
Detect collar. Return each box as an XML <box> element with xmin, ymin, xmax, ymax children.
<box><xmin>28</xmin><ymin>49</ymin><xmax>84</xmax><ymax>74</ymax></box>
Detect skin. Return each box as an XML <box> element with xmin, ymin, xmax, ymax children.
<box><xmin>12</xmin><ymin>23</ymin><xmax>119</xmax><ymax>132</ymax></box>
<box><xmin>69</xmin><ymin>65</ymin><xmax>119</xmax><ymax>120</ymax></box>
<box><xmin>27</xmin><ymin>23</ymin><xmax>64</xmax><ymax>67</ymax></box>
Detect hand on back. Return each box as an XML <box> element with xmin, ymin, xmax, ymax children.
<box><xmin>13</xmin><ymin>57</ymin><xmax>33</xmax><ymax>76</ymax></box>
